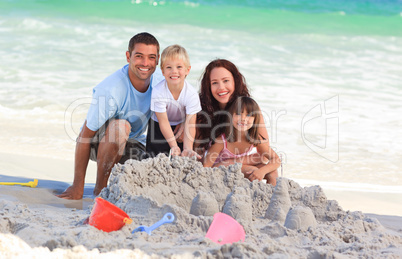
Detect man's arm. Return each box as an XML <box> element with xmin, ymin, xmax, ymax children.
<box><xmin>57</xmin><ymin>121</ymin><xmax>96</xmax><ymax>200</ymax></box>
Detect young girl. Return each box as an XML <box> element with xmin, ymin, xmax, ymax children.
<box><xmin>146</xmin><ymin>44</ymin><xmax>201</xmax><ymax>158</ymax></box>
<box><xmin>203</xmin><ymin>96</ymin><xmax>280</xmax><ymax>185</ymax></box>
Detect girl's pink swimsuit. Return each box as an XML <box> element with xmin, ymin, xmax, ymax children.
<box><xmin>213</xmin><ymin>134</ymin><xmax>254</xmax><ymax>166</ymax></box>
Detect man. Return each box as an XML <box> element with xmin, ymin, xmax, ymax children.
<box><xmin>58</xmin><ymin>32</ymin><xmax>163</xmax><ymax>200</ymax></box>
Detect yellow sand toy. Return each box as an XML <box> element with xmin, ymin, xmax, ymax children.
<box><xmin>0</xmin><ymin>179</ymin><xmax>38</xmax><ymax>188</ymax></box>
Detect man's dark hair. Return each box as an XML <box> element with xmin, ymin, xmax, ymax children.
<box><xmin>128</xmin><ymin>32</ymin><xmax>159</xmax><ymax>55</ymax></box>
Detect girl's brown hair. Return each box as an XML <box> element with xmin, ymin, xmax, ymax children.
<box><xmin>225</xmin><ymin>96</ymin><xmax>262</xmax><ymax>146</ymax></box>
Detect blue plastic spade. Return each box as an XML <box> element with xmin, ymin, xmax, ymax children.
<box><xmin>132</xmin><ymin>213</ymin><xmax>175</xmax><ymax>235</ymax></box>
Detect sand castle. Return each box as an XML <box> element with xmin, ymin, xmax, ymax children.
<box><xmin>1</xmin><ymin>154</ymin><xmax>401</xmax><ymax>258</ymax></box>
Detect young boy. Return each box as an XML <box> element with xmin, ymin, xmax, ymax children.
<box><xmin>146</xmin><ymin>44</ymin><xmax>201</xmax><ymax>158</ymax></box>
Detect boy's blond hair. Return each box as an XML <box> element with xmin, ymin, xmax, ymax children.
<box><xmin>160</xmin><ymin>44</ymin><xmax>190</xmax><ymax>70</ymax></box>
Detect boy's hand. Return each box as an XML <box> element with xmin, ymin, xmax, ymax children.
<box><xmin>170</xmin><ymin>146</ymin><xmax>181</xmax><ymax>157</ymax></box>
<box><xmin>181</xmin><ymin>149</ymin><xmax>201</xmax><ymax>159</ymax></box>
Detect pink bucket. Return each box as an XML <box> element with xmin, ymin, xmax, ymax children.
<box><xmin>205</xmin><ymin>212</ymin><xmax>245</xmax><ymax>245</ymax></box>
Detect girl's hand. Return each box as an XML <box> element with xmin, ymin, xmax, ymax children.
<box><xmin>170</xmin><ymin>146</ymin><xmax>181</xmax><ymax>157</ymax></box>
<box><xmin>245</xmin><ymin>168</ymin><xmax>266</xmax><ymax>182</ymax></box>
<box><xmin>181</xmin><ymin>149</ymin><xmax>202</xmax><ymax>159</ymax></box>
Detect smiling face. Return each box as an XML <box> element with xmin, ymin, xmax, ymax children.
<box><xmin>162</xmin><ymin>58</ymin><xmax>190</xmax><ymax>88</ymax></box>
<box><xmin>232</xmin><ymin>109</ymin><xmax>255</xmax><ymax>133</ymax></box>
<box><xmin>126</xmin><ymin>43</ymin><xmax>159</xmax><ymax>91</ymax></box>
<box><xmin>210</xmin><ymin>67</ymin><xmax>235</xmax><ymax>109</ymax></box>
<box><xmin>225</xmin><ymin>96</ymin><xmax>261</xmax><ymax>144</ymax></box>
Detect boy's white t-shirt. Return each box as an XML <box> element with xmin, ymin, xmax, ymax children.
<box><xmin>151</xmin><ymin>79</ymin><xmax>201</xmax><ymax>125</ymax></box>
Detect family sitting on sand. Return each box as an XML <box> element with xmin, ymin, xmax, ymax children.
<box><xmin>57</xmin><ymin>32</ymin><xmax>281</xmax><ymax>200</ymax></box>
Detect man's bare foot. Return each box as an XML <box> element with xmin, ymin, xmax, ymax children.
<box><xmin>93</xmin><ymin>188</ymin><xmax>101</xmax><ymax>197</ymax></box>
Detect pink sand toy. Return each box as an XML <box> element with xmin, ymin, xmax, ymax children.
<box><xmin>205</xmin><ymin>212</ymin><xmax>246</xmax><ymax>245</ymax></box>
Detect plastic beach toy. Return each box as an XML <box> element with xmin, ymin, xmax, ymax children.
<box><xmin>0</xmin><ymin>179</ymin><xmax>38</xmax><ymax>188</ymax></box>
<box><xmin>205</xmin><ymin>212</ymin><xmax>246</xmax><ymax>245</ymax></box>
<box><xmin>88</xmin><ymin>197</ymin><xmax>133</xmax><ymax>232</ymax></box>
<box><xmin>132</xmin><ymin>213</ymin><xmax>175</xmax><ymax>235</ymax></box>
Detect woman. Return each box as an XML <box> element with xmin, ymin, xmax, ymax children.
<box><xmin>195</xmin><ymin>59</ymin><xmax>280</xmax><ymax>185</ymax></box>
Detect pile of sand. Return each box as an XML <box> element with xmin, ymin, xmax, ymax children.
<box><xmin>1</xmin><ymin>154</ymin><xmax>401</xmax><ymax>258</ymax></box>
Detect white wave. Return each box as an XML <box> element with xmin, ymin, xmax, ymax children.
<box><xmin>21</xmin><ymin>18</ymin><xmax>52</xmax><ymax>30</ymax></box>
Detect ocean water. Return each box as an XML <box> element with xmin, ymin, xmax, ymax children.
<box><xmin>1</xmin><ymin>1</ymin><xmax>401</xmax><ymax>200</ymax></box>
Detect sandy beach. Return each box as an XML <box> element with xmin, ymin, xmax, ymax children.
<box><xmin>1</xmin><ymin>155</ymin><xmax>401</xmax><ymax>258</ymax></box>
<box><xmin>2</xmin><ymin>1</ymin><xmax>402</xmax><ymax>258</ymax></box>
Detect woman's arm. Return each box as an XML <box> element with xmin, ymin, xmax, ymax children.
<box><xmin>155</xmin><ymin>112</ymin><xmax>181</xmax><ymax>156</ymax></box>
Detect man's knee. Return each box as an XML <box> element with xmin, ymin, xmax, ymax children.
<box><xmin>106</xmin><ymin>119</ymin><xmax>131</xmax><ymax>143</ymax></box>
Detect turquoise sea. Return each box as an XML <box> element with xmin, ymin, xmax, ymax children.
<box><xmin>1</xmin><ymin>0</ymin><xmax>402</xmax><ymax>214</ymax></box>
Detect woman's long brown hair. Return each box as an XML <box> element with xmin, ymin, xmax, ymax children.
<box><xmin>196</xmin><ymin>59</ymin><xmax>250</xmax><ymax>151</ymax></box>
